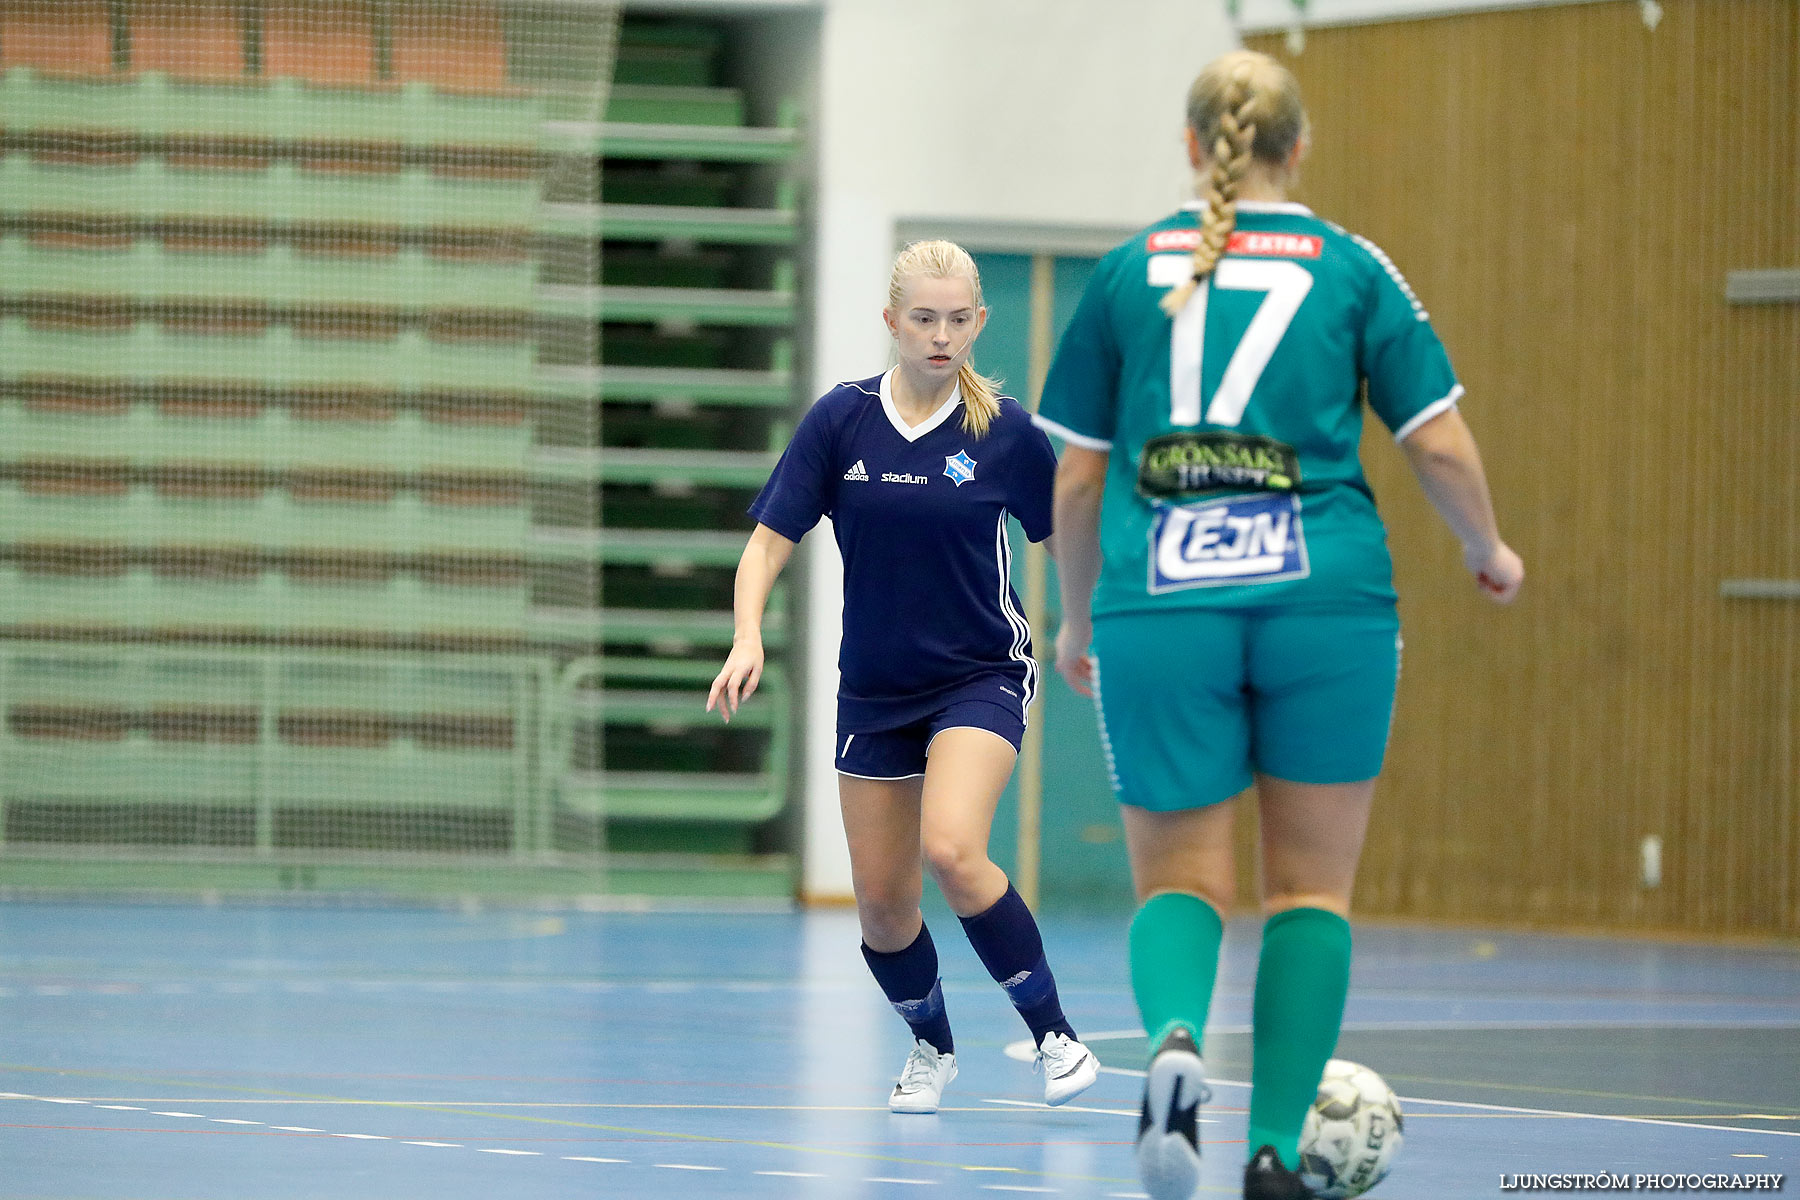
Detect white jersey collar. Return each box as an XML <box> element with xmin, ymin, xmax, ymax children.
<box><xmin>1180</xmin><ymin>199</ymin><xmax>1315</xmax><ymax>217</ymax></box>
<box><xmin>879</xmin><ymin>367</ymin><xmax>963</xmax><ymax>443</ymax></box>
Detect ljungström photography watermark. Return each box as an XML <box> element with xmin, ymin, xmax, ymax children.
<box><xmin>1497</xmin><ymin>1174</ymin><xmax>1786</xmax><ymax>1193</ymax></box>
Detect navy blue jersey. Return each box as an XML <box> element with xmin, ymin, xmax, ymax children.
<box><xmin>749</xmin><ymin>369</ymin><xmax>1058</xmax><ymax>732</ymax></box>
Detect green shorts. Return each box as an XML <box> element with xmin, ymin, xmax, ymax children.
<box><xmin>1089</xmin><ymin>607</ymin><xmax>1402</xmax><ymax>811</ymax></box>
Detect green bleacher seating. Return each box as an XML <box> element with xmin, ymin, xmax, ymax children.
<box><xmin>611</xmin><ymin>20</ymin><xmax>721</xmax><ymax>88</ymax></box>
<box><xmin>0</xmin><ymin>69</ymin><xmax>546</xmax><ymax>148</ymax></box>
<box><xmin>0</xmin><ymin>479</ymin><xmax>532</xmax><ymax>555</ymax></box>
<box><xmin>0</xmin><ymin>235</ymin><xmax>537</xmax><ymax>308</ymax></box>
<box><xmin>0</xmin><ymin>6</ymin><xmax>804</xmax><ymax>890</ymax></box>
<box><xmin>552</xmin><ymin>657</ymin><xmax>787</xmax><ymax>828</ymax></box>
<box><xmin>0</xmin><ymin>641</ymin><xmax>551</xmax><ymax>853</ymax></box>
<box><xmin>0</xmin><ymin>320</ymin><xmax>534</xmax><ymax>392</ymax></box>
<box><xmin>0</xmin><ymin>392</ymin><xmax>532</xmax><ymax>468</ymax></box>
<box><xmin>592</xmin><ymin>361</ymin><xmax>795</xmax><ymax>408</ymax></box>
<box><xmin>0</xmin><ymin>155</ymin><xmax>541</xmax><ymax>228</ymax></box>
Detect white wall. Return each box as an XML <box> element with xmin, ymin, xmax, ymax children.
<box><xmin>797</xmin><ymin>0</ymin><xmax>1238</xmax><ymax>901</ymax></box>
<box><xmin>1232</xmin><ymin>0</ymin><xmax>1623</xmax><ymax>34</ymax></box>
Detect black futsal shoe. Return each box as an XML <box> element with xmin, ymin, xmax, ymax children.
<box><xmin>1135</xmin><ymin>1024</ymin><xmax>1209</xmax><ymax>1200</ymax></box>
<box><xmin>1243</xmin><ymin>1144</ymin><xmax>1317</xmax><ymax>1200</ymax></box>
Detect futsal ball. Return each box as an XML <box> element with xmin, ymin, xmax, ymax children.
<box><xmin>1297</xmin><ymin>1059</ymin><xmax>1404</xmax><ymax>1198</ymax></box>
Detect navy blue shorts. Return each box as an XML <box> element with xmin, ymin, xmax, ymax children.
<box><xmin>835</xmin><ymin>697</ymin><xmax>1026</xmax><ymax>780</ymax></box>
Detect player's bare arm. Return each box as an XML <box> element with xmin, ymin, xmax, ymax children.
<box><xmin>1398</xmin><ymin>407</ymin><xmax>1524</xmax><ymax>603</ymax></box>
<box><xmin>708</xmin><ymin>523</ymin><xmax>795</xmax><ymax>722</ymax></box>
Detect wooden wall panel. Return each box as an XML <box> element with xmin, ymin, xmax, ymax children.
<box><xmin>1242</xmin><ymin>0</ymin><xmax>1798</xmax><ymax>937</ymax></box>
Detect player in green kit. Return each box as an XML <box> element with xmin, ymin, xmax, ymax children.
<box><xmin>1037</xmin><ymin>51</ymin><xmax>1524</xmax><ymax>1200</ymax></box>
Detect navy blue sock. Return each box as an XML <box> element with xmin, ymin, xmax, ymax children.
<box><xmin>959</xmin><ymin>884</ymin><xmax>1076</xmax><ymax>1047</ymax></box>
<box><xmin>861</xmin><ymin>923</ymin><xmax>954</xmax><ymax>1054</ymax></box>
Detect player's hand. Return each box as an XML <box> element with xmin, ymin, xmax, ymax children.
<box><xmin>1054</xmin><ymin>621</ymin><xmax>1094</xmax><ymax>698</ymax></box>
<box><xmin>1466</xmin><ymin>541</ymin><xmax>1524</xmax><ymax>604</ymax></box>
<box><xmin>707</xmin><ymin>637</ymin><xmax>764</xmax><ymax>722</ymax></box>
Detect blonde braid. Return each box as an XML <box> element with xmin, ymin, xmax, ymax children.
<box><xmin>1160</xmin><ymin>62</ymin><xmax>1259</xmax><ymax>318</ymax></box>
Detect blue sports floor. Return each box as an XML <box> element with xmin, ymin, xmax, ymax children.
<box><xmin>2</xmin><ymin>900</ymin><xmax>1796</xmax><ymax>1198</ymax></box>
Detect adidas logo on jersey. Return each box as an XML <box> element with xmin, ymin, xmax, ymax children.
<box><xmin>843</xmin><ymin>459</ymin><xmax>869</xmax><ymax>481</ymax></box>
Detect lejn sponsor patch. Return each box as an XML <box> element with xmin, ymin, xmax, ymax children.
<box><xmin>1147</xmin><ymin>492</ymin><xmax>1309</xmax><ymax>593</ymax></box>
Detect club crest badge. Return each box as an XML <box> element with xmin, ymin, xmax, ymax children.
<box><xmin>944</xmin><ymin>450</ymin><xmax>977</xmax><ymax>487</ymax></box>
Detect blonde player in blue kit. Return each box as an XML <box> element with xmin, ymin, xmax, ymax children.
<box><xmin>1037</xmin><ymin>52</ymin><xmax>1524</xmax><ymax>1200</ymax></box>
<box><xmin>710</xmin><ymin>240</ymin><xmax>1099</xmax><ymax>1115</ymax></box>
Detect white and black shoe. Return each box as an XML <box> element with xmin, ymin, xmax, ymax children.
<box><xmin>1035</xmin><ymin>1031</ymin><xmax>1100</xmax><ymax>1106</ymax></box>
<box><xmin>889</xmin><ymin>1038</ymin><xmax>957</xmax><ymax>1114</ymax></box>
<box><xmin>1244</xmin><ymin>1144</ymin><xmax>1317</xmax><ymax>1200</ymax></box>
<box><xmin>1135</xmin><ymin>1025</ymin><xmax>1209</xmax><ymax>1200</ymax></box>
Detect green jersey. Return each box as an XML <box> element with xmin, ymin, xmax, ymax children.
<box><xmin>1037</xmin><ymin>201</ymin><xmax>1461</xmax><ymax>615</ymax></box>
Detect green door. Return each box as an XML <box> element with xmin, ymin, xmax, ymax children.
<box><xmin>970</xmin><ymin>250</ymin><xmax>1133</xmax><ymax>912</ymax></box>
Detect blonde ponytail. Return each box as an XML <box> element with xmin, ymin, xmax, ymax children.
<box><xmin>1160</xmin><ymin>51</ymin><xmax>1309</xmax><ymax>319</ymax></box>
<box><xmin>888</xmin><ymin>239</ymin><xmax>1003</xmax><ymax>439</ymax></box>
<box><xmin>955</xmin><ymin>360</ymin><xmax>1002</xmax><ymax>438</ymax></box>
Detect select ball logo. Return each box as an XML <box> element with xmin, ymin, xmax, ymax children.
<box><xmin>1147</xmin><ymin>492</ymin><xmax>1310</xmax><ymax>593</ymax></box>
<box><xmin>1299</xmin><ymin>1060</ymin><xmax>1405</xmax><ymax>1200</ymax></box>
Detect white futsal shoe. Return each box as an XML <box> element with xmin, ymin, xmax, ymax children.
<box><xmin>889</xmin><ymin>1038</ymin><xmax>957</xmax><ymax>1114</ymax></box>
<box><xmin>1036</xmin><ymin>1031</ymin><xmax>1100</xmax><ymax>1106</ymax></box>
<box><xmin>1135</xmin><ymin>1025</ymin><xmax>1209</xmax><ymax>1200</ymax></box>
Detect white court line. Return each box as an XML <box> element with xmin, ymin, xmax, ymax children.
<box><xmin>1153</xmin><ymin>1070</ymin><xmax>1800</xmax><ymax>1139</ymax></box>
<box><xmin>982</xmin><ymin>1099</ymin><xmax>1153</xmax><ymax>1119</ymax></box>
<box><xmin>1014</xmin><ymin>1020</ymin><xmax>1800</xmax><ymax>1054</ymax></box>
<box><xmin>334</xmin><ymin>1133</ymin><xmax>388</xmax><ymax>1140</ymax></box>
<box><xmin>566</xmin><ymin>1156</ymin><xmax>628</xmax><ymax>1163</ymax></box>
<box><xmin>402</xmin><ymin>1140</ymin><xmax>461</xmax><ymax>1147</ymax></box>
<box><xmin>1003</xmin><ymin>1036</ymin><xmax>1800</xmax><ymax>1141</ymax></box>
<box><xmin>273</xmin><ymin>1126</ymin><xmax>325</xmax><ymax>1133</ymax></box>
<box><xmin>1380</xmin><ymin>1094</ymin><xmax>1800</xmax><ymax>1140</ymax></box>
<box><xmin>476</xmin><ymin>1148</ymin><xmax>540</xmax><ymax>1156</ymax></box>
<box><xmin>758</xmin><ymin>1170</ymin><xmax>825</xmax><ymax>1177</ymax></box>
<box><xmin>865</xmin><ymin>1179</ymin><xmax>935</xmax><ymax>1186</ymax></box>
<box><xmin>150</xmin><ymin>1111</ymin><xmax>206</xmax><ymax>1118</ymax></box>
<box><xmin>210</xmin><ymin>1118</ymin><xmax>262</xmax><ymax>1125</ymax></box>
<box><xmin>96</xmin><ymin>1105</ymin><xmax>144</xmax><ymax>1111</ymax></box>
<box><xmin>656</xmin><ymin>1163</ymin><xmax>723</xmax><ymax>1171</ymax></box>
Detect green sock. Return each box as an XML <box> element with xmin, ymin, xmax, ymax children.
<box><xmin>1247</xmin><ymin>907</ymin><xmax>1352</xmax><ymax>1170</ymax></box>
<box><xmin>1128</xmin><ymin>891</ymin><xmax>1224</xmax><ymax>1056</ymax></box>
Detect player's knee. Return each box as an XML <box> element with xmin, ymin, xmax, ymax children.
<box><xmin>1262</xmin><ymin>890</ymin><xmax>1352</xmax><ymax>918</ymax></box>
<box><xmin>855</xmin><ymin>893</ymin><xmax>920</xmax><ymax>949</ymax></box>
<box><xmin>920</xmin><ymin>835</ymin><xmax>987</xmax><ymax>893</ymax></box>
<box><xmin>1137</xmin><ymin>881</ymin><xmax>1235</xmax><ymax>915</ymax></box>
